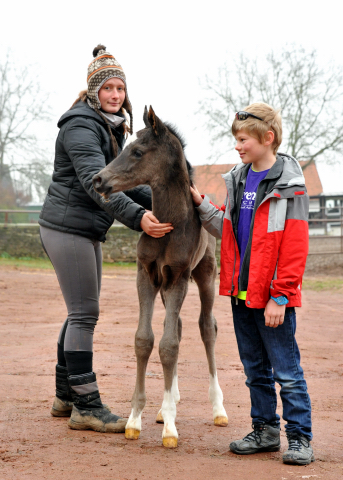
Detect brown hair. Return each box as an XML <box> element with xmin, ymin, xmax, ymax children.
<box><xmin>232</xmin><ymin>102</ymin><xmax>282</xmax><ymax>154</ymax></box>
<box><xmin>71</xmin><ymin>89</ymin><xmax>88</xmax><ymax>108</ymax></box>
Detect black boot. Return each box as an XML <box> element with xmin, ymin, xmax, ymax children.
<box><xmin>51</xmin><ymin>364</ymin><xmax>73</xmax><ymax>417</ymax></box>
<box><xmin>67</xmin><ymin>372</ymin><xmax>127</xmax><ymax>433</ymax></box>
<box><xmin>51</xmin><ymin>365</ymin><xmax>110</xmax><ymax>417</ymax></box>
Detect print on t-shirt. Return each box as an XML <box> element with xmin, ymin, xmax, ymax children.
<box><xmin>241</xmin><ymin>190</ymin><xmax>257</xmax><ymax>210</ymax></box>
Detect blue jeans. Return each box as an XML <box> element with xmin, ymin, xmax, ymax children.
<box><xmin>231</xmin><ymin>299</ymin><xmax>312</xmax><ymax>439</ymax></box>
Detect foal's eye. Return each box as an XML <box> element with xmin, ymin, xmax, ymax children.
<box><xmin>132</xmin><ymin>150</ymin><xmax>143</xmax><ymax>159</ymax></box>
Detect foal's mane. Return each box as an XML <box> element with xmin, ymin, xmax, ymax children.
<box><xmin>164</xmin><ymin>122</ymin><xmax>194</xmax><ymax>183</ymax></box>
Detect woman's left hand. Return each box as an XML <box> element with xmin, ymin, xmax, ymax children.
<box><xmin>140</xmin><ymin>211</ymin><xmax>173</xmax><ymax>238</ymax></box>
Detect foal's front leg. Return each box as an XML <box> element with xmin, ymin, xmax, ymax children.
<box><xmin>159</xmin><ymin>269</ymin><xmax>189</xmax><ymax>448</ymax></box>
<box><xmin>156</xmin><ymin>344</ymin><xmax>181</xmax><ymax>424</ymax></box>
<box><xmin>125</xmin><ymin>262</ymin><xmax>159</xmax><ymax>440</ymax></box>
<box><xmin>156</xmin><ymin>293</ymin><xmax>181</xmax><ymax>424</ymax></box>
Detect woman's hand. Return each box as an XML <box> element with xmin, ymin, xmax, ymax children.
<box><xmin>140</xmin><ymin>211</ymin><xmax>173</xmax><ymax>238</ymax></box>
<box><xmin>190</xmin><ymin>184</ymin><xmax>203</xmax><ymax>206</ymax></box>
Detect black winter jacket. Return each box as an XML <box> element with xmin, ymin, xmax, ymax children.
<box><xmin>39</xmin><ymin>101</ymin><xmax>151</xmax><ymax>242</ymax></box>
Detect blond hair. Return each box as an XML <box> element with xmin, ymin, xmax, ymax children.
<box><xmin>232</xmin><ymin>103</ymin><xmax>282</xmax><ymax>154</ymax></box>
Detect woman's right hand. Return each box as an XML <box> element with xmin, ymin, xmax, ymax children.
<box><xmin>140</xmin><ymin>211</ymin><xmax>173</xmax><ymax>238</ymax></box>
<box><xmin>190</xmin><ymin>184</ymin><xmax>203</xmax><ymax>206</ymax></box>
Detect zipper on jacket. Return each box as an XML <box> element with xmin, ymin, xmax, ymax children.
<box><xmin>231</xmin><ymin>229</ymin><xmax>237</xmax><ymax>295</ymax></box>
<box><xmin>233</xmin><ymin>175</ymin><xmax>246</xmax><ymax>239</ymax></box>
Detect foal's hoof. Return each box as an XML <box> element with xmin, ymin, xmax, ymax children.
<box><xmin>163</xmin><ymin>437</ymin><xmax>178</xmax><ymax>448</ymax></box>
<box><xmin>156</xmin><ymin>410</ymin><xmax>164</xmax><ymax>424</ymax></box>
<box><xmin>125</xmin><ymin>428</ymin><xmax>140</xmax><ymax>440</ymax></box>
<box><xmin>214</xmin><ymin>416</ymin><xmax>228</xmax><ymax>427</ymax></box>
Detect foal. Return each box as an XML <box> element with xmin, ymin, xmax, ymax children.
<box><xmin>93</xmin><ymin>107</ymin><xmax>228</xmax><ymax>447</ymax></box>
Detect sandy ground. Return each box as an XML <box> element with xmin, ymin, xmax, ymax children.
<box><xmin>0</xmin><ymin>263</ymin><xmax>343</xmax><ymax>480</ymax></box>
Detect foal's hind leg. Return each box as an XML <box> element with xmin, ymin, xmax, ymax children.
<box><xmin>192</xmin><ymin>251</ymin><xmax>228</xmax><ymax>427</ymax></box>
<box><xmin>125</xmin><ymin>262</ymin><xmax>159</xmax><ymax>440</ymax></box>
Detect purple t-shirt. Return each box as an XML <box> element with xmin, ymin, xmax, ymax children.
<box><xmin>237</xmin><ymin>166</ymin><xmax>269</xmax><ymax>274</ymax></box>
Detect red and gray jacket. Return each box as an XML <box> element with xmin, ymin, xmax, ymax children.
<box><xmin>196</xmin><ymin>153</ymin><xmax>309</xmax><ymax>308</ymax></box>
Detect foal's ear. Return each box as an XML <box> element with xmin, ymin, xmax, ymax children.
<box><xmin>143</xmin><ymin>106</ymin><xmax>149</xmax><ymax>128</ymax></box>
<box><xmin>147</xmin><ymin>106</ymin><xmax>166</xmax><ymax>137</ymax></box>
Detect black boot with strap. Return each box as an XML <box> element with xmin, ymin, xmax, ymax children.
<box><xmin>68</xmin><ymin>372</ymin><xmax>127</xmax><ymax>433</ymax></box>
<box><xmin>51</xmin><ymin>364</ymin><xmax>74</xmax><ymax>417</ymax></box>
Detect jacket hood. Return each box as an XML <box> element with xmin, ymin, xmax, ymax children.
<box><xmin>274</xmin><ymin>152</ymin><xmax>305</xmax><ymax>188</ymax></box>
<box><xmin>57</xmin><ymin>100</ymin><xmax>125</xmax><ymax>129</ymax></box>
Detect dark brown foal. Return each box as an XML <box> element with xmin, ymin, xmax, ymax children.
<box><xmin>93</xmin><ymin>107</ymin><xmax>228</xmax><ymax>447</ymax></box>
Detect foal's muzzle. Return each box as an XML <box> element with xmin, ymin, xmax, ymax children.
<box><xmin>92</xmin><ymin>174</ymin><xmax>113</xmax><ymax>199</ymax></box>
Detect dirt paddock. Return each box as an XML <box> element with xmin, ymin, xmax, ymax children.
<box><xmin>0</xmin><ymin>263</ymin><xmax>343</xmax><ymax>480</ymax></box>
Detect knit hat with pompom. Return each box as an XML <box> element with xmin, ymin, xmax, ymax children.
<box><xmin>87</xmin><ymin>44</ymin><xmax>133</xmax><ymax>134</ymax></box>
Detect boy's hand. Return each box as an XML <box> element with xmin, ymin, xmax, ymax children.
<box><xmin>264</xmin><ymin>298</ymin><xmax>286</xmax><ymax>328</ymax></box>
<box><xmin>140</xmin><ymin>211</ymin><xmax>173</xmax><ymax>238</ymax></box>
<box><xmin>190</xmin><ymin>184</ymin><xmax>203</xmax><ymax>206</ymax></box>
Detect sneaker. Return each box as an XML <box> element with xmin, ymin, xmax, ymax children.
<box><xmin>283</xmin><ymin>432</ymin><xmax>315</xmax><ymax>465</ymax></box>
<box><xmin>229</xmin><ymin>424</ymin><xmax>281</xmax><ymax>455</ymax></box>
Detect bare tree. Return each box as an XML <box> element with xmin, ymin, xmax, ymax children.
<box><xmin>198</xmin><ymin>46</ymin><xmax>343</xmax><ymax>168</ymax></box>
<box><xmin>0</xmin><ymin>51</ymin><xmax>52</xmax><ymax>204</ymax></box>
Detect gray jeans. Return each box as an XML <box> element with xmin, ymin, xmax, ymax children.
<box><xmin>40</xmin><ymin>226</ymin><xmax>102</xmax><ymax>353</ymax></box>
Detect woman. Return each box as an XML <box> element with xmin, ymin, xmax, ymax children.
<box><xmin>39</xmin><ymin>45</ymin><xmax>173</xmax><ymax>433</ymax></box>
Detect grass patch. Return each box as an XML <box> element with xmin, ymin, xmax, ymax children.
<box><xmin>303</xmin><ymin>277</ymin><xmax>343</xmax><ymax>291</ymax></box>
<box><xmin>102</xmin><ymin>261</ymin><xmax>136</xmax><ymax>272</ymax></box>
<box><xmin>0</xmin><ymin>255</ymin><xmax>136</xmax><ymax>272</ymax></box>
<box><xmin>0</xmin><ymin>255</ymin><xmax>54</xmax><ymax>270</ymax></box>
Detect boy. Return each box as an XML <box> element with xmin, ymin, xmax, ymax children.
<box><xmin>190</xmin><ymin>103</ymin><xmax>314</xmax><ymax>466</ymax></box>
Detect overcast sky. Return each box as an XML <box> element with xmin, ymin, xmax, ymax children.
<box><xmin>1</xmin><ymin>0</ymin><xmax>342</xmax><ymax>194</ymax></box>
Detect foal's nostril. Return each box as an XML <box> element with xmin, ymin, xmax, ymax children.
<box><xmin>92</xmin><ymin>175</ymin><xmax>103</xmax><ymax>191</ymax></box>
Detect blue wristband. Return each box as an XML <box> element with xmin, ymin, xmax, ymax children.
<box><xmin>271</xmin><ymin>295</ymin><xmax>289</xmax><ymax>306</ymax></box>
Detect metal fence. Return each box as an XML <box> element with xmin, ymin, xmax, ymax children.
<box><xmin>0</xmin><ymin>209</ymin><xmax>41</xmax><ymax>225</ymax></box>
<box><xmin>308</xmin><ymin>205</ymin><xmax>343</xmax><ymax>254</ymax></box>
